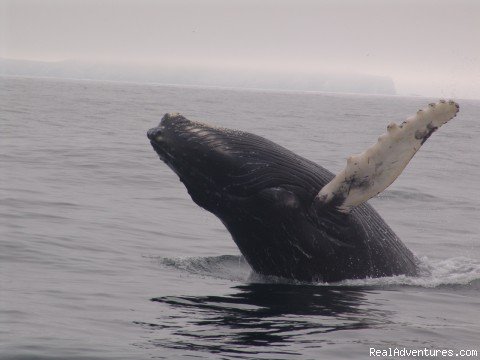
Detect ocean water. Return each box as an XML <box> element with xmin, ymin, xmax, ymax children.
<box><xmin>1</xmin><ymin>76</ymin><xmax>479</xmax><ymax>359</ymax></box>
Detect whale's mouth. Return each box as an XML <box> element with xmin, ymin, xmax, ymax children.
<box><xmin>149</xmin><ymin>141</ymin><xmax>168</xmax><ymax>163</ymax></box>
<box><xmin>148</xmin><ymin>138</ymin><xmax>169</xmax><ymax>164</ymax></box>
<box><xmin>147</xmin><ymin>121</ymin><xmax>174</xmax><ymax>163</ymax></box>
<box><xmin>148</xmin><ymin>136</ymin><xmax>181</xmax><ymax>178</ymax></box>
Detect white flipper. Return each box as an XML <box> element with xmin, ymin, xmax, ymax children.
<box><xmin>316</xmin><ymin>100</ymin><xmax>460</xmax><ymax>213</ymax></box>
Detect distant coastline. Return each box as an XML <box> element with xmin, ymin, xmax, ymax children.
<box><xmin>0</xmin><ymin>58</ymin><xmax>396</xmax><ymax>96</ymax></box>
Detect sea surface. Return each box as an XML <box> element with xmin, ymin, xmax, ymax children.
<box><xmin>1</xmin><ymin>76</ymin><xmax>479</xmax><ymax>359</ymax></box>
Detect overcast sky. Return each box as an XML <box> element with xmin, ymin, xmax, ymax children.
<box><xmin>1</xmin><ymin>0</ymin><xmax>479</xmax><ymax>98</ymax></box>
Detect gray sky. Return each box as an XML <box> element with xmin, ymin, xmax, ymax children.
<box><xmin>1</xmin><ymin>0</ymin><xmax>480</xmax><ymax>98</ymax></box>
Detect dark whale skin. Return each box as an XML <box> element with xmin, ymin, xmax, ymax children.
<box><xmin>148</xmin><ymin>113</ymin><xmax>418</xmax><ymax>282</ymax></box>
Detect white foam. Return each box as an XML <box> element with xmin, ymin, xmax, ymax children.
<box><xmin>156</xmin><ymin>254</ymin><xmax>480</xmax><ymax>288</ymax></box>
<box><xmin>337</xmin><ymin>256</ymin><xmax>480</xmax><ymax>287</ymax></box>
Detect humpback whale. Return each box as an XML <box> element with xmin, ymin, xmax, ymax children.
<box><xmin>147</xmin><ymin>100</ymin><xmax>459</xmax><ymax>282</ymax></box>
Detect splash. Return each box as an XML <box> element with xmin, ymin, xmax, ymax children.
<box><xmin>157</xmin><ymin>254</ymin><xmax>252</xmax><ymax>282</ymax></box>
<box><xmin>339</xmin><ymin>256</ymin><xmax>480</xmax><ymax>287</ymax></box>
<box><xmin>154</xmin><ymin>254</ymin><xmax>480</xmax><ymax>288</ymax></box>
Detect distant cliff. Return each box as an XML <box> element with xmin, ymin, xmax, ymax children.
<box><xmin>0</xmin><ymin>58</ymin><xmax>396</xmax><ymax>95</ymax></box>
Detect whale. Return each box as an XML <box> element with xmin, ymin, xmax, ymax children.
<box><xmin>147</xmin><ymin>100</ymin><xmax>459</xmax><ymax>282</ymax></box>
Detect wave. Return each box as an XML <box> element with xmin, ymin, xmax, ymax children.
<box><xmin>157</xmin><ymin>255</ymin><xmax>252</xmax><ymax>282</ymax></box>
<box><xmin>377</xmin><ymin>188</ymin><xmax>439</xmax><ymax>202</ymax></box>
<box><xmin>154</xmin><ymin>254</ymin><xmax>480</xmax><ymax>288</ymax></box>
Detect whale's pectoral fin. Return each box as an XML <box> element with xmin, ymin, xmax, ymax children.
<box><xmin>316</xmin><ymin>100</ymin><xmax>459</xmax><ymax>213</ymax></box>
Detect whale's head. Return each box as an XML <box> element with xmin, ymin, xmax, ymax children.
<box><xmin>148</xmin><ymin>113</ymin><xmax>327</xmax><ymax>213</ymax></box>
<box><xmin>147</xmin><ymin>113</ymin><xmax>370</xmax><ymax>281</ymax></box>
